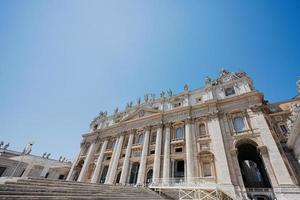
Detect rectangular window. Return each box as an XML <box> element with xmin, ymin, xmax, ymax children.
<box><xmin>151</xmin><ymin>132</ymin><xmax>157</xmax><ymax>144</ymax></box>
<box><xmin>175</xmin><ymin>147</ymin><xmax>183</xmax><ymax>153</ymax></box>
<box><xmin>150</xmin><ymin>150</ymin><xmax>155</xmax><ymax>155</ymax></box>
<box><xmin>0</xmin><ymin>167</ymin><xmax>6</xmax><ymax>177</ymax></box>
<box><xmin>225</xmin><ymin>87</ymin><xmax>235</xmax><ymax>96</ymax></box>
<box><xmin>58</xmin><ymin>174</ymin><xmax>65</xmax><ymax>180</ymax></box>
<box><xmin>203</xmin><ymin>163</ymin><xmax>212</xmax><ymax>177</ymax></box>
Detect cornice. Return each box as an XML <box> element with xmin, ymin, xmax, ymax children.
<box><xmin>83</xmin><ymin>91</ymin><xmax>264</xmax><ymax>139</ymax></box>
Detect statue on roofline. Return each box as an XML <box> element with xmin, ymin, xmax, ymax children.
<box><xmin>144</xmin><ymin>94</ymin><xmax>149</xmax><ymax>103</ymax></box>
<box><xmin>167</xmin><ymin>89</ymin><xmax>172</xmax><ymax>97</ymax></box>
<box><xmin>137</xmin><ymin>97</ymin><xmax>141</xmax><ymax>105</ymax></box>
<box><xmin>184</xmin><ymin>84</ymin><xmax>189</xmax><ymax>91</ymax></box>
<box><xmin>205</xmin><ymin>76</ymin><xmax>212</xmax><ymax>85</ymax></box>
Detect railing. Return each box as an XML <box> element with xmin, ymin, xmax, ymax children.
<box><xmin>149</xmin><ymin>177</ymin><xmax>216</xmax><ymax>189</ymax></box>
<box><xmin>246</xmin><ymin>188</ymin><xmax>275</xmax><ymax>199</ymax></box>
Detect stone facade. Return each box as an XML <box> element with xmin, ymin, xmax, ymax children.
<box><xmin>0</xmin><ymin>148</ymin><xmax>71</xmax><ymax>180</ymax></box>
<box><xmin>67</xmin><ymin>70</ymin><xmax>300</xmax><ymax>200</ymax></box>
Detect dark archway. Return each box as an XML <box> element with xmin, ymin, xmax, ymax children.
<box><xmin>174</xmin><ymin>160</ymin><xmax>184</xmax><ymax>178</ymax></box>
<box><xmin>99</xmin><ymin>166</ymin><xmax>108</xmax><ymax>183</ymax></box>
<box><xmin>146</xmin><ymin>169</ymin><xmax>153</xmax><ymax>183</ymax></box>
<box><xmin>237</xmin><ymin>143</ymin><xmax>271</xmax><ymax>188</ymax></box>
<box><xmin>73</xmin><ymin>159</ymin><xmax>84</xmax><ymax>181</ymax></box>
<box><xmin>115</xmin><ymin>171</ymin><xmax>122</xmax><ymax>184</ymax></box>
<box><xmin>129</xmin><ymin>162</ymin><xmax>139</xmax><ymax>184</ymax></box>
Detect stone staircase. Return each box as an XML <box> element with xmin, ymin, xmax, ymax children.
<box><xmin>0</xmin><ymin>178</ymin><xmax>167</xmax><ymax>200</ymax></box>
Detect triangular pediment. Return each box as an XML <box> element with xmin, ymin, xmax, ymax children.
<box><xmin>121</xmin><ymin>107</ymin><xmax>161</xmax><ymax>122</ymax></box>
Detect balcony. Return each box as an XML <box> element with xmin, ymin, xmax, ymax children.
<box><xmin>246</xmin><ymin>188</ymin><xmax>275</xmax><ymax>200</ymax></box>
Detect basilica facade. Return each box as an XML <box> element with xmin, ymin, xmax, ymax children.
<box><xmin>66</xmin><ymin>70</ymin><xmax>300</xmax><ymax>200</ymax></box>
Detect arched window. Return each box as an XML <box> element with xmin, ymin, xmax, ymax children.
<box><xmin>138</xmin><ymin>133</ymin><xmax>144</xmax><ymax>144</ymax></box>
<box><xmin>146</xmin><ymin>169</ymin><xmax>153</xmax><ymax>183</ymax></box>
<box><xmin>176</xmin><ymin>127</ymin><xmax>183</xmax><ymax>139</ymax></box>
<box><xmin>233</xmin><ymin>116</ymin><xmax>245</xmax><ymax>132</ymax></box>
<box><xmin>199</xmin><ymin>123</ymin><xmax>206</xmax><ymax>137</ymax></box>
<box><xmin>115</xmin><ymin>171</ymin><xmax>122</xmax><ymax>183</ymax></box>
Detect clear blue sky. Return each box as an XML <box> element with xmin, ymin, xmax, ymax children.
<box><xmin>0</xmin><ymin>1</ymin><xmax>299</xmax><ymax>160</ymax></box>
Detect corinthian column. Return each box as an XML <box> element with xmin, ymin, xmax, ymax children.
<box><xmin>107</xmin><ymin>135</ymin><xmax>124</xmax><ymax>184</ymax></box>
<box><xmin>77</xmin><ymin>142</ymin><xmax>97</xmax><ymax>182</ymax></box>
<box><xmin>185</xmin><ymin>118</ymin><xmax>195</xmax><ymax>183</ymax></box>
<box><xmin>137</xmin><ymin>128</ymin><xmax>150</xmax><ymax>185</ymax></box>
<box><xmin>120</xmin><ymin>132</ymin><xmax>134</xmax><ymax>184</ymax></box>
<box><xmin>162</xmin><ymin>124</ymin><xmax>171</xmax><ymax>183</ymax></box>
<box><xmin>207</xmin><ymin>115</ymin><xmax>232</xmax><ymax>184</ymax></box>
<box><xmin>153</xmin><ymin>125</ymin><xmax>162</xmax><ymax>183</ymax></box>
<box><xmin>105</xmin><ymin>138</ymin><xmax>119</xmax><ymax>184</ymax></box>
<box><xmin>66</xmin><ymin>145</ymin><xmax>84</xmax><ymax>181</ymax></box>
<box><xmin>90</xmin><ymin>140</ymin><xmax>108</xmax><ymax>183</ymax></box>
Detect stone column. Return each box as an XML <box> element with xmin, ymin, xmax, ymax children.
<box><xmin>250</xmin><ymin>109</ymin><xmax>294</xmax><ymax>185</ymax></box>
<box><xmin>77</xmin><ymin>142</ymin><xmax>97</xmax><ymax>182</ymax></box>
<box><xmin>258</xmin><ymin>146</ymin><xmax>278</xmax><ymax>187</ymax></box>
<box><xmin>137</xmin><ymin>128</ymin><xmax>150</xmax><ymax>185</ymax></box>
<box><xmin>90</xmin><ymin>140</ymin><xmax>108</xmax><ymax>183</ymax></box>
<box><xmin>120</xmin><ymin>132</ymin><xmax>134</xmax><ymax>184</ymax></box>
<box><xmin>230</xmin><ymin>149</ymin><xmax>248</xmax><ymax>199</ymax></box>
<box><xmin>22</xmin><ymin>164</ymin><xmax>34</xmax><ymax>177</ymax></box>
<box><xmin>163</xmin><ymin>124</ymin><xmax>171</xmax><ymax>183</ymax></box>
<box><xmin>107</xmin><ymin>135</ymin><xmax>124</xmax><ymax>184</ymax></box>
<box><xmin>207</xmin><ymin>115</ymin><xmax>232</xmax><ymax>184</ymax></box>
<box><xmin>185</xmin><ymin>118</ymin><xmax>195</xmax><ymax>183</ymax></box>
<box><xmin>153</xmin><ymin>125</ymin><xmax>162</xmax><ymax>183</ymax></box>
<box><xmin>105</xmin><ymin>138</ymin><xmax>119</xmax><ymax>184</ymax></box>
<box><xmin>40</xmin><ymin>166</ymin><xmax>50</xmax><ymax>177</ymax></box>
<box><xmin>66</xmin><ymin>146</ymin><xmax>83</xmax><ymax>181</ymax></box>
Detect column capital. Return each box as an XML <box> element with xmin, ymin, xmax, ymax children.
<box><xmin>129</xmin><ymin>128</ymin><xmax>137</xmax><ymax>134</ymax></box>
<box><xmin>185</xmin><ymin>117</ymin><xmax>194</xmax><ymax>124</ymax></box>
<box><xmin>156</xmin><ymin>121</ymin><xmax>164</xmax><ymax>128</ymax></box>
<box><xmin>144</xmin><ymin>126</ymin><xmax>151</xmax><ymax>132</ymax></box>
<box><xmin>164</xmin><ymin>122</ymin><xmax>172</xmax><ymax>128</ymax></box>
<box><xmin>119</xmin><ymin>132</ymin><xmax>127</xmax><ymax>137</ymax></box>
<box><xmin>230</xmin><ymin>148</ymin><xmax>238</xmax><ymax>156</ymax></box>
<box><xmin>257</xmin><ymin>145</ymin><xmax>268</xmax><ymax>155</ymax></box>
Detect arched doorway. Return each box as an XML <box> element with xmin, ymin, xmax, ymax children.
<box><xmin>146</xmin><ymin>169</ymin><xmax>153</xmax><ymax>184</ymax></box>
<box><xmin>99</xmin><ymin>166</ymin><xmax>108</xmax><ymax>183</ymax></box>
<box><xmin>73</xmin><ymin>159</ymin><xmax>84</xmax><ymax>181</ymax></box>
<box><xmin>174</xmin><ymin>160</ymin><xmax>184</xmax><ymax>178</ymax></box>
<box><xmin>129</xmin><ymin>162</ymin><xmax>139</xmax><ymax>184</ymax></box>
<box><xmin>237</xmin><ymin>143</ymin><xmax>271</xmax><ymax>188</ymax></box>
<box><xmin>115</xmin><ymin>171</ymin><xmax>122</xmax><ymax>184</ymax></box>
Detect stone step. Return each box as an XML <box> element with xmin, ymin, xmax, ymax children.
<box><xmin>0</xmin><ymin>187</ymin><xmax>153</xmax><ymax>197</ymax></box>
<box><xmin>7</xmin><ymin>181</ymin><xmax>143</xmax><ymax>192</ymax></box>
<box><xmin>16</xmin><ymin>180</ymin><xmax>141</xmax><ymax>191</ymax></box>
<box><xmin>0</xmin><ymin>183</ymin><xmax>145</xmax><ymax>192</ymax></box>
<box><xmin>25</xmin><ymin>178</ymin><xmax>129</xmax><ymax>187</ymax></box>
<box><xmin>0</xmin><ymin>191</ymin><xmax>157</xmax><ymax>198</ymax></box>
<box><xmin>0</xmin><ymin>195</ymin><xmax>162</xmax><ymax>200</ymax></box>
<box><xmin>0</xmin><ymin>178</ymin><xmax>166</xmax><ymax>199</ymax></box>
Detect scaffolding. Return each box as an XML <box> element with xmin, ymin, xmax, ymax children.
<box><xmin>149</xmin><ymin>178</ymin><xmax>235</xmax><ymax>200</ymax></box>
